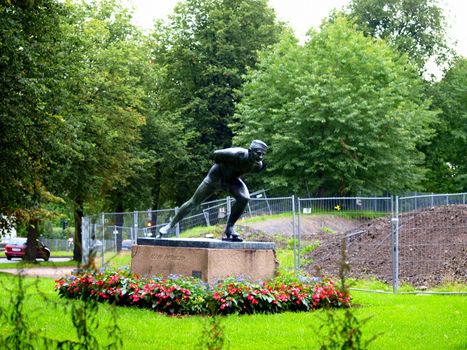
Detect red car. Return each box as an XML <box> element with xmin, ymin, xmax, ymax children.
<box><xmin>4</xmin><ymin>238</ymin><xmax>50</xmax><ymax>261</ymax></box>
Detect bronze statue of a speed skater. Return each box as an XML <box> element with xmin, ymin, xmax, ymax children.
<box><xmin>159</xmin><ymin>140</ymin><xmax>268</xmax><ymax>242</ymax></box>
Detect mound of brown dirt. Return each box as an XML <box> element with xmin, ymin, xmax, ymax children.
<box><xmin>235</xmin><ymin>205</ymin><xmax>466</xmax><ymax>287</ymax></box>
<box><xmin>304</xmin><ymin>205</ymin><xmax>467</xmax><ymax>287</ymax></box>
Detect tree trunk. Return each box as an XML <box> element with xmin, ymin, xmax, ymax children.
<box><xmin>73</xmin><ymin>198</ymin><xmax>84</xmax><ymax>262</ymax></box>
<box><xmin>24</xmin><ymin>218</ymin><xmax>39</xmax><ymax>261</ymax></box>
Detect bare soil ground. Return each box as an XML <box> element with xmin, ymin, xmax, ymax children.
<box><xmin>0</xmin><ymin>267</ymin><xmax>76</xmax><ymax>279</ymax></box>
<box><xmin>239</xmin><ymin>205</ymin><xmax>467</xmax><ymax>287</ymax></box>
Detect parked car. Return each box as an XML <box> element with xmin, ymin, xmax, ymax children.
<box><xmin>0</xmin><ymin>239</ymin><xmax>10</xmax><ymax>252</ymax></box>
<box><xmin>122</xmin><ymin>239</ymin><xmax>132</xmax><ymax>250</ymax></box>
<box><xmin>4</xmin><ymin>238</ymin><xmax>50</xmax><ymax>261</ymax></box>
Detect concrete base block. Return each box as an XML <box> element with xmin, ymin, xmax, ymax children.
<box><xmin>131</xmin><ymin>238</ymin><xmax>276</xmax><ymax>283</ymax></box>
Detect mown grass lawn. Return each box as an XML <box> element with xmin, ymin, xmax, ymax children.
<box><xmin>0</xmin><ymin>273</ymin><xmax>465</xmax><ymax>349</ymax></box>
<box><xmin>1</xmin><ymin>224</ymin><xmax>465</xmax><ymax>350</ymax></box>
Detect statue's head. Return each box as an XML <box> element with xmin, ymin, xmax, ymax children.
<box><xmin>249</xmin><ymin>140</ymin><xmax>267</xmax><ymax>161</ymax></box>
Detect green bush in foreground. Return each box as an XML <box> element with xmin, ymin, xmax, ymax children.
<box><xmin>55</xmin><ymin>270</ymin><xmax>350</xmax><ymax>316</ymax></box>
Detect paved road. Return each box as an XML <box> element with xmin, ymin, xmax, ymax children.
<box><xmin>0</xmin><ymin>256</ymin><xmax>73</xmax><ymax>264</ymax></box>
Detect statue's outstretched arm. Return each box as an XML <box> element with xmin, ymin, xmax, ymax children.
<box><xmin>213</xmin><ymin>148</ymin><xmax>242</xmax><ymax>163</ymax></box>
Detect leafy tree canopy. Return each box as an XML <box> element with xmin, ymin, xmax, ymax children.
<box><xmin>0</xmin><ymin>0</ymin><xmax>67</xmax><ymax>225</ymax></box>
<box><xmin>345</xmin><ymin>0</ymin><xmax>455</xmax><ymax>75</ymax></box>
<box><xmin>48</xmin><ymin>0</ymin><xmax>150</xmax><ymax>259</ymax></box>
<box><xmin>149</xmin><ymin>0</ymin><xmax>284</xmax><ymax>204</ymax></box>
<box><xmin>423</xmin><ymin>58</ymin><xmax>467</xmax><ymax>192</ymax></box>
<box><xmin>233</xmin><ymin>17</ymin><xmax>437</xmax><ymax>196</ymax></box>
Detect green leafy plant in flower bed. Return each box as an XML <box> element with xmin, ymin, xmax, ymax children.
<box><xmin>55</xmin><ymin>270</ymin><xmax>350</xmax><ymax>316</ymax></box>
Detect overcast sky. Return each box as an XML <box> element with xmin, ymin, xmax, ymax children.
<box><xmin>126</xmin><ymin>0</ymin><xmax>467</xmax><ymax>57</ymax></box>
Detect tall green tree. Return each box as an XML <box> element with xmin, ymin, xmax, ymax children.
<box><xmin>51</xmin><ymin>0</ymin><xmax>148</xmax><ymax>260</ymax></box>
<box><xmin>149</xmin><ymin>0</ymin><xmax>284</xmax><ymax>205</ymax></box>
<box><xmin>233</xmin><ymin>18</ymin><xmax>437</xmax><ymax>196</ymax></box>
<box><xmin>345</xmin><ymin>0</ymin><xmax>454</xmax><ymax>75</ymax></box>
<box><xmin>0</xmin><ymin>0</ymin><xmax>68</xmax><ymax>258</ymax></box>
<box><xmin>423</xmin><ymin>58</ymin><xmax>467</xmax><ymax>192</ymax></box>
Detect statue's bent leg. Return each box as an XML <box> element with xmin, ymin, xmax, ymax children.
<box><xmin>225</xmin><ymin>179</ymin><xmax>250</xmax><ymax>241</ymax></box>
<box><xmin>159</xmin><ymin>179</ymin><xmax>216</xmax><ymax>235</ymax></box>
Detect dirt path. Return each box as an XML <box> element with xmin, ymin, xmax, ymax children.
<box><xmin>238</xmin><ymin>215</ymin><xmax>361</xmax><ymax>237</ymax></box>
<box><xmin>0</xmin><ymin>267</ymin><xmax>76</xmax><ymax>279</ymax></box>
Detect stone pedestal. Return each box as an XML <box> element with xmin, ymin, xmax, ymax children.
<box><xmin>131</xmin><ymin>238</ymin><xmax>276</xmax><ymax>283</ymax></box>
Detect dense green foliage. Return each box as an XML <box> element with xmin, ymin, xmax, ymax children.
<box><xmin>148</xmin><ymin>0</ymin><xmax>284</xmax><ymax>204</ymax></box>
<box><xmin>0</xmin><ymin>0</ymin><xmax>65</xmax><ymax>217</ymax></box>
<box><xmin>233</xmin><ymin>18</ymin><xmax>436</xmax><ymax>196</ymax></box>
<box><xmin>49</xmin><ymin>0</ymin><xmax>150</xmax><ymax>259</ymax></box>
<box><xmin>346</xmin><ymin>0</ymin><xmax>454</xmax><ymax>74</ymax></box>
<box><xmin>423</xmin><ymin>58</ymin><xmax>467</xmax><ymax>192</ymax></box>
<box><xmin>0</xmin><ymin>0</ymin><xmax>71</xmax><ymax>258</ymax></box>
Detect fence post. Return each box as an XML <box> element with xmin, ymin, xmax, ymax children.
<box><xmin>296</xmin><ymin>197</ymin><xmax>302</xmax><ymax>272</ymax></box>
<box><xmin>226</xmin><ymin>197</ymin><xmax>231</xmax><ymax>217</ymax></box>
<box><xmin>81</xmin><ymin>217</ymin><xmax>89</xmax><ymax>265</ymax></box>
<box><xmin>391</xmin><ymin>196</ymin><xmax>400</xmax><ymax>293</ymax></box>
<box><xmin>264</xmin><ymin>191</ymin><xmax>272</xmax><ymax>216</ymax></box>
<box><xmin>175</xmin><ymin>207</ymin><xmax>180</xmax><ymax>237</ymax></box>
<box><xmin>291</xmin><ymin>195</ymin><xmax>297</xmax><ymax>272</ymax></box>
<box><xmin>203</xmin><ymin>209</ymin><xmax>210</xmax><ymax>226</ymax></box>
<box><xmin>133</xmin><ymin>210</ymin><xmax>138</xmax><ymax>243</ymax></box>
<box><xmin>113</xmin><ymin>225</ymin><xmax>118</xmax><ymax>254</ymax></box>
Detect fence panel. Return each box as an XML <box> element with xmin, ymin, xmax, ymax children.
<box><xmin>135</xmin><ymin>209</ymin><xmax>175</xmax><ymax>238</ymax></box>
<box><xmin>80</xmin><ymin>193</ymin><xmax>466</xmax><ymax>293</ymax></box>
<box><xmin>201</xmin><ymin>199</ymin><xmax>230</xmax><ymax>227</ymax></box>
<box><xmin>41</xmin><ymin>239</ymin><xmax>72</xmax><ymax>252</ymax></box>
<box><xmin>297</xmin><ymin>197</ymin><xmax>394</xmax><ymax>285</ymax></box>
<box><xmin>397</xmin><ymin>193</ymin><xmax>467</xmax><ymax>288</ymax></box>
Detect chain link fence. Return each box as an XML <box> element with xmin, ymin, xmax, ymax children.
<box><xmin>395</xmin><ymin>193</ymin><xmax>467</xmax><ymax>289</ymax></box>
<box><xmin>81</xmin><ymin>192</ymin><xmax>466</xmax><ymax>292</ymax></box>
<box><xmin>297</xmin><ymin>196</ymin><xmax>393</xmax><ymax>281</ymax></box>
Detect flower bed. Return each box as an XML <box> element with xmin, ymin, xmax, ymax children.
<box><xmin>55</xmin><ymin>270</ymin><xmax>350</xmax><ymax>316</ymax></box>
